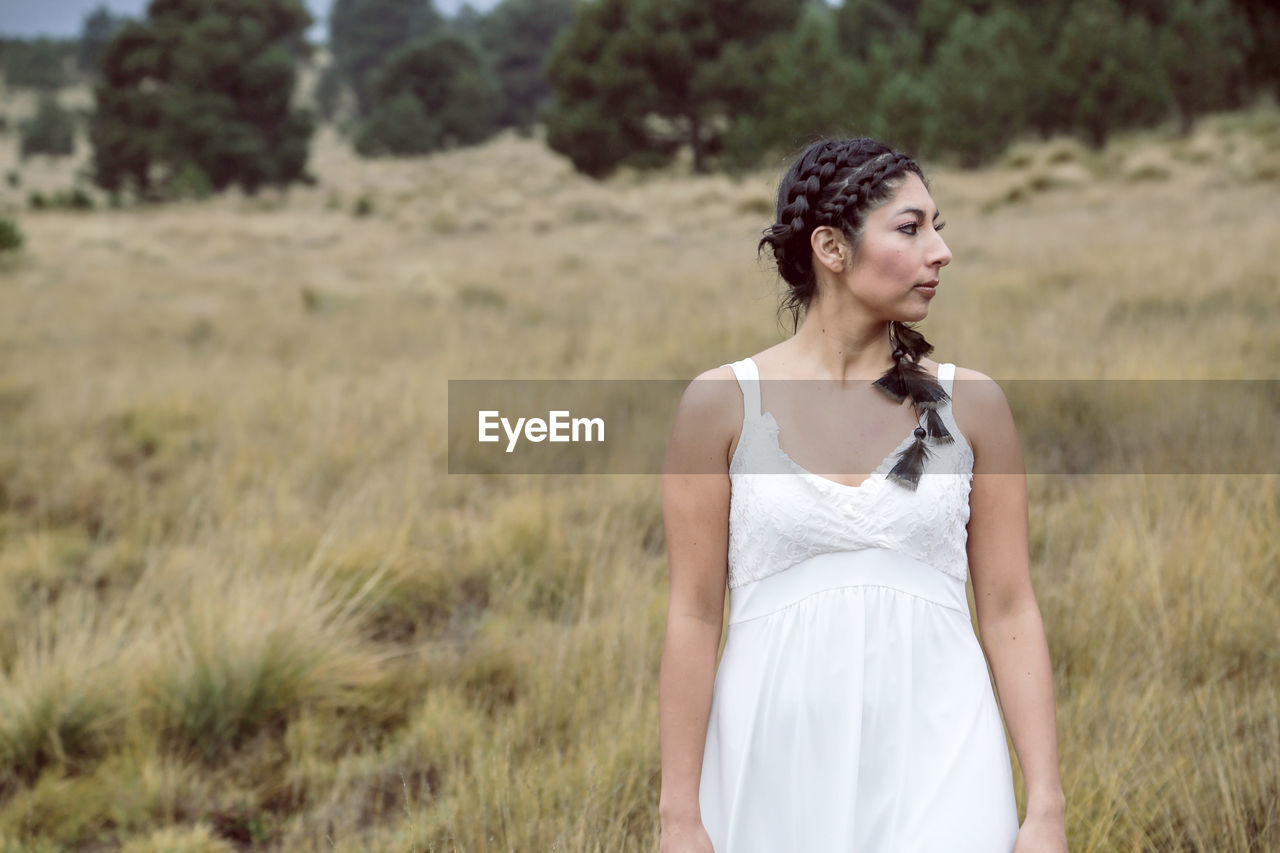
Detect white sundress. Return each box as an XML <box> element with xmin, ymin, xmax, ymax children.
<box><xmin>697</xmin><ymin>357</ymin><xmax>1020</xmax><ymax>852</ymax></box>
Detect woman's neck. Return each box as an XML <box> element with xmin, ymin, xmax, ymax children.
<box><xmin>788</xmin><ymin>309</ymin><xmax>894</xmax><ymax>382</ymax></box>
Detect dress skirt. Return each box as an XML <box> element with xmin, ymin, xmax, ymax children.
<box><xmin>698</xmin><ymin>548</ymin><xmax>1020</xmax><ymax>852</ymax></box>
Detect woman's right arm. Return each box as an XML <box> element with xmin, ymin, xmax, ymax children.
<box><xmin>658</xmin><ymin>367</ymin><xmax>740</xmax><ymax>851</ymax></box>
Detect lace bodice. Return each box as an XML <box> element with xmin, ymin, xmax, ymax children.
<box><xmin>725</xmin><ymin>357</ymin><xmax>974</xmax><ymax>589</ymax></box>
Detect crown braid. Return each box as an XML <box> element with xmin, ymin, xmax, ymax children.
<box><xmin>758</xmin><ymin>138</ymin><xmax>951</xmax><ymax>491</ymax></box>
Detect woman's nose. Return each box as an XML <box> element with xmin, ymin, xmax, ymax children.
<box><xmin>931</xmin><ymin>232</ymin><xmax>952</xmax><ymax>268</ymax></box>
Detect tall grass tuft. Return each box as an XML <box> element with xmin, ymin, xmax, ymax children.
<box><xmin>137</xmin><ymin>555</ymin><xmax>388</xmax><ymax>764</ymax></box>
<box><xmin>0</xmin><ymin>593</ymin><xmax>127</xmax><ymax>787</ymax></box>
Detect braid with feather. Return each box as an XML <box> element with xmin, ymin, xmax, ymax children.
<box><xmin>758</xmin><ymin>139</ymin><xmax>953</xmax><ymax>491</ymax></box>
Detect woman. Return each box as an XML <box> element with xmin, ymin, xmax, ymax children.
<box><xmin>658</xmin><ymin>138</ymin><xmax>1067</xmax><ymax>852</ymax></box>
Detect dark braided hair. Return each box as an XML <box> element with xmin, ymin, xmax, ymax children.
<box><xmin>758</xmin><ymin>137</ymin><xmax>953</xmax><ymax>491</ymax></box>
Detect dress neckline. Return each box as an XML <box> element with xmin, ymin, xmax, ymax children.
<box><xmin>760</xmin><ymin>411</ymin><xmax>916</xmax><ymax>493</ymax></box>
<box><xmin>746</xmin><ymin>355</ymin><xmax>937</xmax><ymax>493</ymax></box>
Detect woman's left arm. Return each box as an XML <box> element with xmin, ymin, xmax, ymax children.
<box><xmin>954</xmin><ymin>368</ymin><xmax>1067</xmax><ymax>850</ymax></box>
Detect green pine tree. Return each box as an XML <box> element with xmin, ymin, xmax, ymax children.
<box><xmin>327</xmin><ymin>0</ymin><xmax>443</xmax><ymax>117</ymax></box>
<box><xmin>90</xmin><ymin>0</ymin><xmax>315</xmax><ymax>196</ymax></box>
<box><xmin>355</xmin><ymin>32</ymin><xmax>502</xmax><ymax>155</ymax></box>
<box><xmin>836</xmin><ymin>0</ymin><xmax>970</xmax><ymax>67</ymax></box>
<box><xmin>545</xmin><ymin>0</ymin><xmax>802</xmax><ymax>177</ymax></box>
<box><xmin>930</xmin><ymin>8</ymin><xmax>1040</xmax><ymax>166</ymax></box>
<box><xmin>1048</xmin><ymin>0</ymin><xmax>1173</xmax><ymax>148</ymax></box>
<box><xmin>477</xmin><ymin>0</ymin><xmax>574</xmax><ymax>130</ymax></box>
<box><xmin>721</xmin><ymin>3</ymin><xmax>868</xmax><ymax>169</ymax></box>
<box><xmin>1158</xmin><ymin>0</ymin><xmax>1249</xmax><ymax>132</ymax></box>
<box><xmin>79</xmin><ymin>5</ymin><xmax>127</xmax><ymax>77</ymax></box>
<box><xmin>1228</xmin><ymin>0</ymin><xmax>1280</xmax><ymax>98</ymax></box>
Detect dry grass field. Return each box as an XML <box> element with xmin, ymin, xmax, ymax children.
<box><xmin>0</xmin><ymin>93</ymin><xmax>1277</xmax><ymax>851</ymax></box>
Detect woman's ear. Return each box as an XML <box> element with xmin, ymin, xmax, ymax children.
<box><xmin>811</xmin><ymin>226</ymin><xmax>850</xmax><ymax>274</ymax></box>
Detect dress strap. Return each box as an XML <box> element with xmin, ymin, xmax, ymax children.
<box><xmin>938</xmin><ymin>362</ymin><xmax>956</xmax><ymax>399</ymax></box>
<box><xmin>726</xmin><ymin>357</ymin><xmax>763</xmax><ymax>420</ymax></box>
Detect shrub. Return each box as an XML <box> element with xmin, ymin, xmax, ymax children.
<box><xmin>65</xmin><ymin>186</ymin><xmax>94</xmax><ymax>210</ymax></box>
<box><xmin>299</xmin><ymin>285</ymin><xmax>326</xmax><ymax>313</ymax></box>
<box><xmin>45</xmin><ymin>187</ymin><xmax>94</xmax><ymax>210</ymax></box>
<box><xmin>0</xmin><ymin>217</ymin><xmax>22</xmax><ymax>252</ymax></box>
<box><xmin>24</xmin><ymin>188</ymin><xmax>94</xmax><ymax>211</ymax></box>
<box><xmin>167</xmin><ymin>164</ymin><xmax>212</xmax><ymax>201</ymax></box>
<box><xmin>19</xmin><ymin>95</ymin><xmax>75</xmax><ymax>159</ymax></box>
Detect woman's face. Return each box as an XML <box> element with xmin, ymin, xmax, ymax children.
<box><xmin>840</xmin><ymin>172</ymin><xmax>952</xmax><ymax>323</ymax></box>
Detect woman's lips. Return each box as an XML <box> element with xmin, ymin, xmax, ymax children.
<box><xmin>915</xmin><ymin>280</ymin><xmax>938</xmax><ymax>295</ymax></box>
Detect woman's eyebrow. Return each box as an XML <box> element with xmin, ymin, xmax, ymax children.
<box><xmin>893</xmin><ymin>206</ymin><xmax>941</xmax><ymax>220</ymax></box>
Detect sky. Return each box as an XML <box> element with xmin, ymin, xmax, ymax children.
<box><xmin>0</xmin><ymin>0</ymin><xmax>499</xmax><ymax>39</ymax></box>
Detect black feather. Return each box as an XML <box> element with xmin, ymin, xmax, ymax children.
<box><xmin>900</xmin><ymin>366</ymin><xmax>950</xmax><ymax>407</ymax></box>
<box><xmin>924</xmin><ymin>408</ymin><xmax>954</xmax><ymax>443</ymax></box>
<box><xmin>886</xmin><ymin>438</ymin><xmax>931</xmax><ymax>490</ymax></box>
<box><xmin>873</xmin><ymin>366</ymin><xmax>908</xmax><ymax>403</ymax></box>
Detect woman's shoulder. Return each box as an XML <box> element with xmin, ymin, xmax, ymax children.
<box><xmin>683</xmin><ymin>363</ymin><xmax>740</xmax><ymax>397</ymax></box>
<box><xmin>948</xmin><ymin>365</ymin><xmax>1018</xmax><ymax>452</ymax></box>
<box><xmin>668</xmin><ymin>363</ymin><xmax>746</xmax><ymax>473</ymax></box>
<box><xmin>949</xmin><ymin>365</ymin><xmax>1008</xmax><ymax>404</ymax></box>
<box><xmin>676</xmin><ymin>362</ymin><xmax>747</xmax><ymax>430</ymax></box>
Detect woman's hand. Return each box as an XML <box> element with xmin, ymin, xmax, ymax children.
<box><xmin>1013</xmin><ymin>810</ymin><xmax>1068</xmax><ymax>853</ymax></box>
<box><xmin>659</xmin><ymin>814</ymin><xmax>715</xmax><ymax>853</ymax></box>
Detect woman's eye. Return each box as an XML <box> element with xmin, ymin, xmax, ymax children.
<box><xmin>898</xmin><ymin>223</ymin><xmax>918</xmax><ymax>235</ymax></box>
<box><xmin>935</xmin><ymin>221</ymin><xmax>947</xmax><ymax>233</ymax></box>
